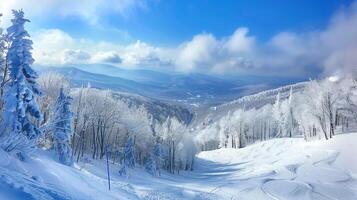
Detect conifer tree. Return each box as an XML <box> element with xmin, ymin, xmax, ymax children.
<box><xmin>1</xmin><ymin>10</ymin><xmax>42</xmax><ymax>153</ymax></box>
<box><xmin>52</xmin><ymin>87</ymin><xmax>73</xmax><ymax>165</ymax></box>
<box><xmin>145</xmin><ymin>143</ymin><xmax>162</xmax><ymax>176</ymax></box>
<box><xmin>119</xmin><ymin>138</ymin><xmax>135</xmax><ymax>176</ymax></box>
<box><xmin>0</xmin><ymin>13</ymin><xmax>5</xmax><ymax>72</ymax></box>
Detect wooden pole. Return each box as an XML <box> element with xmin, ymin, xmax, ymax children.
<box><xmin>106</xmin><ymin>145</ymin><xmax>111</xmax><ymax>190</ymax></box>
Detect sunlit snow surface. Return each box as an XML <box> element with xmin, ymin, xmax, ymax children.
<box><xmin>1</xmin><ymin>133</ymin><xmax>357</xmax><ymax>200</ymax></box>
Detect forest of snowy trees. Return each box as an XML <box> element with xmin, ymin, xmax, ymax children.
<box><xmin>0</xmin><ymin>10</ymin><xmax>196</xmax><ymax>174</ymax></box>
<box><xmin>36</xmin><ymin>76</ymin><xmax>197</xmax><ymax>173</ymax></box>
<box><xmin>0</xmin><ymin>10</ymin><xmax>356</xmax><ymax>178</ymax></box>
<box><xmin>195</xmin><ymin>75</ymin><xmax>357</xmax><ymax>150</ymax></box>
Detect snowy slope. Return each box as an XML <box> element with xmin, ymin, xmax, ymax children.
<box><xmin>1</xmin><ymin>133</ymin><xmax>356</xmax><ymax>200</ymax></box>
<box><xmin>196</xmin><ymin>134</ymin><xmax>357</xmax><ymax>199</ymax></box>
<box><xmin>0</xmin><ymin>150</ymin><xmax>139</xmax><ymax>200</ymax></box>
<box><xmin>191</xmin><ymin>81</ymin><xmax>308</xmax><ymax>128</ymax></box>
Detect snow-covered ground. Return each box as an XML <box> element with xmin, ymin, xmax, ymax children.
<box><xmin>1</xmin><ymin>133</ymin><xmax>357</xmax><ymax>200</ymax></box>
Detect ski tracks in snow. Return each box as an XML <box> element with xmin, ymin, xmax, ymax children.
<box><xmin>194</xmin><ymin>138</ymin><xmax>357</xmax><ymax>200</ymax></box>
<box><xmin>1</xmin><ymin>137</ymin><xmax>356</xmax><ymax>200</ymax></box>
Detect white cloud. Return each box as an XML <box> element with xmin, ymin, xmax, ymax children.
<box><xmin>320</xmin><ymin>2</ymin><xmax>357</xmax><ymax>74</ymax></box>
<box><xmin>253</xmin><ymin>1</ymin><xmax>357</xmax><ymax>76</ymax></box>
<box><xmin>175</xmin><ymin>28</ymin><xmax>255</xmax><ymax>74</ymax></box>
<box><xmin>225</xmin><ymin>28</ymin><xmax>255</xmax><ymax>54</ymax></box>
<box><xmin>31</xmin><ymin>30</ymin><xmax>168</xmax><ymax>69</ymax></box>
<box><xmin>176</xmin><ymin>2</ymin><xmax>357</xmax><ymax>76</ymax></box>
<box><xmin>92</xmin><ymin>51</ymin><xmax>122</xmax><ymax>64</ymax></box>
<box><xmin>121</xmin><ymin>40</ymin><xmax>168</xmax><ymax>67</ymax></box>
<box><xmin>32</xmin><ymin>29</ymin><xmax>75</xmax><ymax>65</ymax></box>
<box><xmin>176</xmin><ymin>33</ymin><xmax>220</xmax><ymax>72</ymax></box>
<box><xmin>26</xmin><ymin>1</ymin><xmax>357</xmax><ymax>76</ymax></box>
<box><xmin>63</xmin><ymin>49</ymin><xmax>91</xmax><ymax>64</ymax></box>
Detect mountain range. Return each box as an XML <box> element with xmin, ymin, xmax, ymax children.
<box><xmin>34</xmin><ymin>64</ymin><xmax>306</xmax><ymax>106</ymax></box>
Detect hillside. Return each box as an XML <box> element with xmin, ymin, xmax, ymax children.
<box><xmin>1</xmin><ymin>2</ymin><xmax>357</xmax><ymax>200</ymax></box>
<box><xmin>1</xmin><ymin>133</ymin><xmax>356</xmax><ymax>200</ymax></box>
<box><xmin>35</xmin><ymin>64</ymin><xmax>305</xmax><ymax>105</ymax></box>
<box><xmin>192</xmin><ymin>81</ymin><xmax>308</xmax><ymax>126</ymax></box>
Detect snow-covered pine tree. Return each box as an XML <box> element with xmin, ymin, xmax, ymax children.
<box><xmin>0</xmin><ymin>10</ymin><xmax>42</xmax><ymax>154</ymax></box>
<box><xmin>145</xmin><ymin>154</ymin><xmax>157</xmax><ymax>175</ymax></box>
<box><xmin>0</xmin><ymin>13</ymin><xmax>8</xmax><ymax>108</ymax></box>
<box><xmin>124</xmin><ymin>137</ymin><xmax>135</xmax><ymax>168</ymax></box>
<box><xmin>119</xmin><ymin>137</ymin><xmax>135</xmax><ymax>176</ymax></box>
<box><xmin>0</xmin><ymin>13</ymin><xmax>5</xmax><ymax>72</ymax></box>
<box><xmin>145</xmin><ymin>142</ymin><xmax>162</xmax><ymax>175</ymax></box>
<box><xmin>51</xmin><ymin>87</ymin><xmax>73</xmax><ymax>165</ymax></box>
<box><xmin>153</xmin><ymin>143</ymin><xmax>162</xmax><ymax>174</ymax></box>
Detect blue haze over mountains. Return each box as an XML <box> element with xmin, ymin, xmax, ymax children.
<box><xmin>35</xmin><ymin>64</ymin><xmax>306</xmax><ymax>105</ymax></box>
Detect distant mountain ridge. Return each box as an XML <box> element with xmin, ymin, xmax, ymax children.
<box><xmin>35</xmin><ymin>65</ymin><xmax>242</xmax><ymax>104</ymax></box>
<box><xmin>35</xmin><ymin>64</ymin><xmax>306</xmax><ymax>106</ymax></box>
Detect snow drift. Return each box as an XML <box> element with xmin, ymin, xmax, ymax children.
<box><xmin>1</xmin><ymin>133</ymin><xmax>356</xmax><ymax>200</ymax></box>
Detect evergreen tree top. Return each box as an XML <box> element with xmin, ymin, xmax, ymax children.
<box><xmin>55</xmin><ymin>88</ymin><xmax>73</xmax><ymax>120</ymax></box>
<box><xmin>58</xmin><ymin>87</ymin><xmax>72</xmax><ymax>103</ymax></box>
<box><xmin>1</xmin><ymin>9</ymin><xmax>42</xmax><ymax>142</ymax></box>
<box><xmin>7</xmin><ymin>10</ymin><xmax>31</xmax><ymax>39</ymax></box>
<box><xmin>6</xmin><ymin>9</ymin><xmax>40</xmax><ymax>95</ymax></box>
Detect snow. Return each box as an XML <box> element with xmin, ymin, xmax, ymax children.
<box><xmin>195</xmin><ymin>134</ymin><xmax>357</xmax><ymax>200</ymax></box>
<box><xmin>1</xmin><ymin>133</ymin><xmax>357</xmax><ymax>200</ymax></box>
<box><xmin>328</xmin><ymin>75</ymin><xmax>340</xmax><ymax>82</ymax></box>
<box><xmin>306</xmin><ymin>133</ymin><xmax>357</xmax><ymax>175</ymax></box>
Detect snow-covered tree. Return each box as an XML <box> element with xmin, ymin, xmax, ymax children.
<box><xmin>272</xmin><ymin>92</ymin><xmax>286</xmax><ymax>137</ymax></box>
<box><xmin>119</xmin><ymin>137</ymin><xmax>135</xmax><ymax>175</ymax></box>
<box><xmin>152</xmin><ymin>142</ymin><xmax>163</xmax><ymax>175</ymax></box>
<box><xmin>38</xmin><ymin>72</ymin><xmax>70</xmax><ymax>124</ymax></box>
<box><xmin>305</xmin><ymin>80</ymin><xmax>337</xmax><ymax>140</ymax></box>
<box><xmin>155</xmin><ymin>117</ymin><xmax>190</xmax><ymax>173</ymax></box>
<box><xmin>145</xmin><ymin>141</ymin><xmax>164</xmax><ymax>175</ymax></box>
<box><xmin>0</xmin><ymin>10</ymin><xmax>42</xmax><ymax>153</ymax></box>
<box><xmin>347</xmin><ymin>76</ymin><xmax>357</xmax><ymax>121</ymax></box>
<box><xmin>145</xmin><ymin>153</ymin><xmax>157</xmax><ymax>175</ymax></box>
<box><xmin>0</xmin><ymin>13</ymin><xmax>5</xmax><ymax>79</ymax></box>
<box><xmin>284</xmin><ymin>87</ymin><xmax>296</xmax><ymax>137</ymax></box>
<box><xmin>177</xmin><ymin>133</ymin><xmax>196</xmax><ymax>171</ymax></box>
<box><xmin>124</xmin><ymin>137</ymin><xmax>135</xmax><ymax>168</ymax></box>
<box><xmin>0</xmin><ymin>14</ymin><xmax>10</xmax><ymax>111</ymax></box>
<box><xmin>51</xmin><ymin>87</ymin><xmax>73</xmax><ymax>165</ymax></box>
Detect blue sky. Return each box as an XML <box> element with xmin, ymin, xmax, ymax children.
<box><xmin>25</xmin><ymin>0</ymin><xmax>353</xmax><ymax>45</ymax></box>
<box><xmin>1</xmin><ymin>0</ymin><xmax>356</xmax><ymax>77</ymax></box>
<box><xmin>110</xmin><ymin>0</ymin><xmax>353</xmax><ymax>45</ymax></box>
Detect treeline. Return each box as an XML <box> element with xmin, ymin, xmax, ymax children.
<box><xmin>1</xmin><ymin>10</ymin><xmax>356</xmax><ymax>176</ymax></box>
<box><xmin>38</xmin><ymin>78</ymin><xmax>196</xmax><ymax>174</ymax></box>
<box><xmin>0</xmin><ymin>10</ymin><xmax>196</xmax><ymax>175</ymax></box>
<box><xmin>196</xmin><ymin>75</ymin><xmax>357</xmax><ymax>150</ymax></box>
